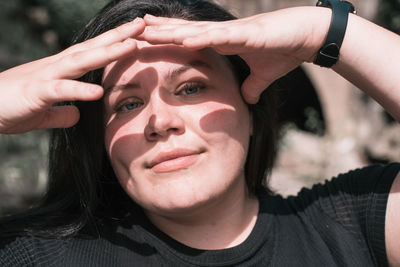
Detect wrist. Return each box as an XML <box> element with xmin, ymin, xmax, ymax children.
<box><xmin>313</xmin><ymin>0</ymin><xmax>356</xmax><ymax>67</ymax></box>
<box><xmin>300</xmin><ymin>7</ymin><xmax>333</xmax><ymax>64</ymax></box>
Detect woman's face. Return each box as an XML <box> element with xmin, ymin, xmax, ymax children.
<box><xmin>102</xmin><ymin>41</ymin><xmax>252</xmax><ymax>215</ymax></box>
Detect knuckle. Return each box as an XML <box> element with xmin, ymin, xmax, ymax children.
<box><xmin>22</xmin><ymin>80</ymin><xmax>41</xmax><ymax>99</ymax></box>
<box><xmin>103</xmin><ymin>44</ymin><xmax>121</xmax><ymax>61</ymax></box>
<box><xmin>67</xmin><ymin>52</ymin><xmax>83</xmax><ymax>65</ymax></box>
<box><xmin>65</xmin><ymin>52</ymin><xmax>91</xmax><ymax>74</ymax></box>
<box><xmin>114</xmin><ymin>26</ymin><xmax>124</xmax><ymax>34</ymax></box>
<box><xmin>103</xmin><ymin>44</ymin><xmax>114</xmax><ymax>55</ymax></box>
<box><xmin>51</xmin><ymin>80</ymin><xmax>65</xmax><ymax>97</ymax></box>
<box><xmin>21</xmin><ymin>80</ymin><xmax>33</xmax><ymax>92</ymax></box>
<box><xmin>111</xmin><ymin>26</ymin><xmax>126</xmax><ymax>38</ymax></box>
<box><xmin>59</xmin><ymin>45</ymin><xmax>78</xmax><ymax>56</ymax></box>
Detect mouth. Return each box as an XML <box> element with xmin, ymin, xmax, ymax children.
<box><xmin>148</xmin><ymin>148</ymin><xmax>203</xmax><ymax>173</ymax></box>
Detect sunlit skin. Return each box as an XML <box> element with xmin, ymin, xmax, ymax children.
<box><xmin>102</xmin><ymin>41</ymin><xmax>258</xmax><ymax>248</ymax></box>
<box><xmin>1</xmin><ymin>6</ymin><xmax>400</xmax><ymax>261</ymax></box>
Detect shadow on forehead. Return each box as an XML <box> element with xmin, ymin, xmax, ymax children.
<box><xmin>103</xmin><ymin>45</ymin><xmax>229</xmax><ymax>92</ymax></box>
<box><xmin>136</xmin><ymin>45</ymin><xmax>218</xmax><ymax>63</ymax></box>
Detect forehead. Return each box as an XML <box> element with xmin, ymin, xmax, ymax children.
<box><xmin>102</xmin><ymin>40</ymin><xmax>232</xmax><ymax>89</ymax></box>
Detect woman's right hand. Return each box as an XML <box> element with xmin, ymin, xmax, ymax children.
<box><xmin>0</xmin><ymin>18</ymin><xmax>145</xmax><ymax>134</ymax></box>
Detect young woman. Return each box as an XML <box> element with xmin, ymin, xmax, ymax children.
<box><xmin>1</xmin><ymin>0</ymin><xmax>399</xmax><ymax>266</ymax></box>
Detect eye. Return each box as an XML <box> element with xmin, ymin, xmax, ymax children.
<box><xmin>178</xmin><ymin>82</ymin><xmax>206</xmax><ymax>96</ymax></box>
<box><xmin>115</xmin><ymin>100</ymin><xmax>143</xmax><ymax>113</ymax></box>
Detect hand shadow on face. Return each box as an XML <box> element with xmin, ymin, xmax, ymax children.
<box><xmin>108</xmin><ymin>107</ymin><xmax>248</xmax><ymax>184</ymax></box>
<box><xmin>102</xmin><ymin>44</ymin><xmax>227</xmax><ymax>92</ymax></box>
<box><xmin>103</xmin><ymin>44</ymin><xmax>250</xmax><ymax>195</ymax></box>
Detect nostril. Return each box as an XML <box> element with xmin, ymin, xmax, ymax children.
<box><xmin>148</xmin><ymin>128</ymin><xmax>181</xmax><ymax>140</ymax></box>
<box><xmin>145</xmin><ymin>113</ymin><xmax>185</xmax><ymax>140</ymax></box>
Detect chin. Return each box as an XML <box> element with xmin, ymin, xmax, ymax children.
<box><xmin>139</xmin><ymin>182</ymin><xmax>226</xmax><ymax>216</ymax></box>
<box><xmin>153</xmin><ymin>198</ymin><xmax>210</xmax><ymax>215</ymax></box>
<box><xmin>122</xmin><ymin>163</ymin><xmax>245</xmax><ymax>216</ymax></box>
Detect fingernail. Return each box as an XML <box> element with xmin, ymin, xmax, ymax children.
<box><xmin>90</xmin><ymin>85</ymin><xmax>103</xmax><ymax>95</ymax></box>
<box><xmin>251</xmin><ymin>95</ymin><xmax>260</xmax><ymax>103</ymax></box>
<box><xmin>144</xmin><ymin>14</ymin><xmax>156</xmax><ymax>19</ymax></box>
<box><xmin>133</xmin><ymin>17</ymin><xmax>143</xmax><ymax>24</ymax></box>
<box><xmin>244</xmin><ymin>94</ymin><xmax>259</xmax><ymax>104</ymax></box>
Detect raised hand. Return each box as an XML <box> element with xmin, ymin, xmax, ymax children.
<box><xmin>140</xmin><ymin>7</ymin><xmax>331</xmax><ymax>103</ymax></box>
<box><xmin>0</xmin><ymin>18</ymin><xmax>145</xmax><ymax>134</ymax></box>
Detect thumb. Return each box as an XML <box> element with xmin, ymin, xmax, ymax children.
<box><xmin>241</xmin><ymin>74</ymin><xmax>271</xmax><ymax>104</ymax></box>
<box><xmin>37</xmin><ymin>105</ymin><xmax>81</xmax><ymax>130</ymax></box>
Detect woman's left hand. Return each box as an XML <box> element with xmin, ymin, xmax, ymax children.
<box><xmin>140</xmin><ymin>7</ymin><xmax>331</xmax><ymax>103</ymax></box>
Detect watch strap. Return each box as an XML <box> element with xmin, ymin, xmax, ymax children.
<box><xmin>314</xmin><ymin>0</ymin><xmax>355</xmax><ymax>67</ymax></box>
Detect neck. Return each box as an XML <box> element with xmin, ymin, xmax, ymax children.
<box><xmin>145</xmin><ymin>179</ymin><xmax>259</xmax><ymax>250</ymax></box>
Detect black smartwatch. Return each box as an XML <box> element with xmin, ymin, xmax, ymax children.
<box><xmin>314</xmin><ymin>0</ymin><xmax>356</xmax><ymax>67</ymax></box>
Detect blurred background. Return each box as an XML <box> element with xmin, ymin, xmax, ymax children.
<box><xmin>0</xmin><ymin>0</ymin><xmax>399</xmax><ymax>216</ymax></box>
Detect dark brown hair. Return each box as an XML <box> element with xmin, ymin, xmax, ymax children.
<box><xmin>1</xmin><ymin>0</ymin><xmax>277</xmax><ymax>238</ymax></box>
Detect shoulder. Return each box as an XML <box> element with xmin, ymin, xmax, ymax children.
<box><xmin>385</xmin><ymin>170</ymin><xmax>400</xmax><ymax>266</ymax></box>
<box><xmin>275</xmin><ymin>163</ymin><xmax>400</xmax><ymax>231</ymax></box>
<box><xmin>290</xmin><ymin>163</ymin><xmax>400</xmax><ymax>208</ymax></box>
<box><xmin>0</xmin><ymin>234</ymin><xmax>69</xmax><ymax>266</ymax></box>
<box><xmin>266</xmin><ymin>163</ymin><xmax>400</xmax><ymax>266</ymax></box>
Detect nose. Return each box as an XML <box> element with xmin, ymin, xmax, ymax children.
<box><xmin>144</xmin><ymin>98</ymin><xmax>185</xmax><ymax>141</ymax></box>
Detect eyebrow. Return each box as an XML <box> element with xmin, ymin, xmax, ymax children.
<box><xmin>166</xmin><ymin>60</ymin><xmax>213</xmax><ymax>82</ymax></box>
<box><xmin>104</xmin><ymin>59</ymin><xmax>213</xmax><ymax>96</ymax></box>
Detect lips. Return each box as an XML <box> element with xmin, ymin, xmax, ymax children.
<box><xmin>148</xmin><ymin>149</ymin><xmax>202</xmax><ymax>173</ymax></box>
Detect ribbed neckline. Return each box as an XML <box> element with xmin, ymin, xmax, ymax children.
<box><xmin>136</xmin><ymin>194</ymin><xmax>275</xmax><ymax>266</ymax></box>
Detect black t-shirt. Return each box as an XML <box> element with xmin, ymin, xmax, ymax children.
<box><xmin>1</xmin><ymin>164</ymin><xmax>399</xmax><ymax>266</ymax></box>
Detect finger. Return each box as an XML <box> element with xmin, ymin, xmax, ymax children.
<box><xmin>140</xmin><ymin>20</ymin><xmax>221</xmax><ymax>45</ymax></box>
<box><xmin>142</xmin><ymin>24</ymin><xmax>248</xmax><ymax>52</ymax></box>
<box><xmin>141</xmin><ymin>25</ymin><xmax>199</xmax><ymax>45</ymax></box>
<box><xmin>143</xmin><ymin>15</ymin><xmax>195</xmax><ymax>26</ymax></box>
<box><xmin>36</xmin><ymin>105</ymin><xmax>80</xmax><ymax>130</ymax></box>
<box><xmin>183</xmin><ymin>24</ymin><xmax>253</xmax><ymax>50</ymax></box>
<box><xmin>52</xmin><ymin>38</ymin><xmax>138</xmax><ymax>79</ymax></box>
<box><xmin>241</xmin><ymin>74</ymin><xmax>271</xmax><ymax>104</ymax></box>
<box><xmin>62</xmin><ymin>18</ymin><xmax>145</xmax><ymax>55</ymax></box>
<box><xmin>141</xmin><ymin>26</ymin><xmax>212</xmax><ymax>47</ymax></box>
<box><xmin>182</xmin><ymin>28</ymin><xmax>233</xmax><ymax>50</ymax></box>
<box><xmin>36</xmin><ymin>79</ymin><xmax>104</xmax><ymax>105</ymax></box>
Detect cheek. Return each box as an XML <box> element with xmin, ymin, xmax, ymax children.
<box><xmin>200</xmin><ymin>108</ymin><xmax>247</xmax><ymax>135</ymax></box>
<box><xmin>104</xmin><ymin>119</ymin><xmax>127</xmax><ymax>157</ymax></box>
<box><xmin>104</xmin><ymin>117</ymin><xmax>147</xmax><ymax>175</ymax></box>
<box><xmin>197</xmin><ymin>101</ymin><xmax>251</xmax><ymax>172</ymax></box>
<box><xmin>199</xmin><ymin>100</ymin><xmax>251</xmax><ymax>143</ymax></box>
